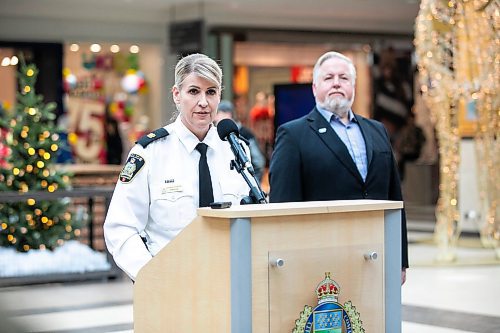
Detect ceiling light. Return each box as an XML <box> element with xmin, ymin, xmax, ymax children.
<box><xmin>70</xmin><ymin>43</ymin><xmax>80</xmax><ymax>52</ymax></box>
<box><xmin>110</xmin><ymin>44</ymin><xmax>120</xmax><ymax>53</ymax></box>
<box><xmin>1</xmin><ymin>57</ymin><xmax>10</xmax><ymax>66</ymax></box>
<box><xmin>130</xmin><ymin>45</ymin><xmax>140</xmax><ymax>54</ymax></box>
<box><xmin>90</xmin><ymin>44</ymin><xmax>101</xmax><ymax>53</ymax></box>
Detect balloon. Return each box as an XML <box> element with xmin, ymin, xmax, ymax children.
<box><xmin>121</xmin><ymin>73</ymin><xmax>140</xmax><ymax>93</ymax></box>
<box><xmin>65</xmin><ymin>74</ymin><xmax>77</xmax><ymax>90</ymax></box>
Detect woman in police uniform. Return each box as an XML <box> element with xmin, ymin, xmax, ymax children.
<box><xmin>104</xmin><ymin>54</ymin><xmax>250</xmax><ymax>280</ymax></box>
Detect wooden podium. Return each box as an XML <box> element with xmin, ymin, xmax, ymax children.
<box><xmin>134</xmin><ymin>199</ymin><xmax>403</xmax><ymax>332</ymax></box>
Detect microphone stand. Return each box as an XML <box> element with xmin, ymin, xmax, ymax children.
<box><xmin>230</xmin><ymin>159</ymin><xmax>267</xmax><ymax>205</ymax></box>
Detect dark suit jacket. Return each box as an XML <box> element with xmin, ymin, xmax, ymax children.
<box><xmin>269</xmin><ymin>108</ymin><xmax>408</xmax><ymax>268</ymax></box>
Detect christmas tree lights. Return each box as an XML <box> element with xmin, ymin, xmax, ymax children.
<box><xmin>0</xmin><ymin>57</ymin><xmax>81</xmax><ymax>252</ymax></box>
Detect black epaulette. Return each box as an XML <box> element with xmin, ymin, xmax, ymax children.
<box><xmin>136</xmin><ymin>128</ymin><xmax>169</xmax><ymax>148</ymax></box>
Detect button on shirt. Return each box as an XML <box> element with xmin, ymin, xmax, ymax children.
<box><xmin>104</xmin><ymin>116</ymin><xmax>250</xmax><ymax>279</ymax></box>
<box><xmin>317</xmin><ymin>107</ymin><xmax>368</xmax><ymax>181</ymax></box>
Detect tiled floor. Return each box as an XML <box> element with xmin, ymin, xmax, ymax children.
<box><xmin>402</xmin><ymin>254</ymin><xmax>500</xmax><ymax>333</ymax></box>
<box><xmin>1</xmin><ymin>222</ymin><xmax>499</xmax><ymax>333</ymax></box>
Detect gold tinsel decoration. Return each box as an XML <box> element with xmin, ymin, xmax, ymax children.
<box><xmin>415</xmin><ymin>0</ymin><xmax>499</xmax><ymax>261</ymax></box>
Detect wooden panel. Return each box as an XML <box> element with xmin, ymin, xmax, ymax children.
<box><xmin>251</xmin><ymin>210</ymin><xmax>385</xmax><ymax>332</ymax></box>
<box><xmin>134</xmin><ymin>216</ymin><xmax>231</xmax><ymax>333</ymax></box>
<box><xmin>268</xmin><ymin>244</ymin><xmax>383</xmax><ymax>332</ymax></box>
<box><xmin>135</xmin><ymin>202</ymin><xmax>393</xmax><ymax>332</ymax></box>
<box><xmin>199</xmin><ymin>199</ymin><xmax>403</xmax><ymax>219</ymax></box>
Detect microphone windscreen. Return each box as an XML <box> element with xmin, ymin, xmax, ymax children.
<box><xmin>217</xmin><ymin>118</ymin><xmax>239</xmax><ymax>141</ymax></box>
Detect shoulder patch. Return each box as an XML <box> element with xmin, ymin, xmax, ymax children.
<box><xmin>119</xmin><ymin>153</ymin><xmax>145</xmax><ymax>183</ymax></box>
<box><xmin>136</xmin><ymin>128</ymin><xmax>169</xmax><ymax>148</ymax></box>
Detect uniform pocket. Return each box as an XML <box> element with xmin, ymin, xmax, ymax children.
<box><xmin>219</xmin><ymin>177</ymin><xmax>246</xmax><ymax>203</ymax></box>
<box><xmin>150</xmin><ymin>184</ymin><xmax>197</xmax><ymax>230</ymax></box>
<box><xmin>152</xmin><ymin>189</ymin><xmax>192</xmax><ymax>202</ymax></box>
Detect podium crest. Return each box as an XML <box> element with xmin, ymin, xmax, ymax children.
<box><xmin>292</xmin><ymin>272</ymin><xmax>365</xmax><ymax>333</ymax></box>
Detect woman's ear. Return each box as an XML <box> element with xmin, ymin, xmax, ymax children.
<box><xmin>172</xmin><ymin>86</ymin><xmax>180</xmax><ymax>104</ymax></box>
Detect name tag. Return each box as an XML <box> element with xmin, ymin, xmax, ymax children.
<box><xmin>162</xmin><ymin>185</ymin><xmax>183</xmax><ymax>194</ymax></box>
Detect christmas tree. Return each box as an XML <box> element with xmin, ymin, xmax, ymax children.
<box><xmin>0</xmin><ymin>57</ymin><xmax>80</xmax><ymax>252</ymax></box>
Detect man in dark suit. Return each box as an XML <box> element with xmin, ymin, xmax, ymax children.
<box><xmin>269</xmin><ymin>51</ymin><xmax>408</xmax><ymax>284</ymax></box>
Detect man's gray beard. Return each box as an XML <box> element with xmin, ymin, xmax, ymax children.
<box><xmin>318</xmin><ymin>96</ymin><xmax>353</xmax><ymax>118</ymax></box>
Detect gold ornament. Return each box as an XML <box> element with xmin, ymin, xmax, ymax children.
<box><xmin>415</xmin><ymin>0</ymin><xmax>499</xmax><ymax>260</ymax></box>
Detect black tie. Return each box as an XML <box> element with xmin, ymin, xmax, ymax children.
<box><xmin>195</xmin><ymin>143</ymin><xmax>214</xmax><ymax>207</ymax></box>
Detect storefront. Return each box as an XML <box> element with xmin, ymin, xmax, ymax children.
<box><xmin>0</xmin><ymin>41</ymin><xmax>163</xmax><ymax>165</ymax></box>
<box><xmin>1</xmin><ymin>22</ymin><xmax>418</xmax><ymax>167</ymax></box>
<box><xmin>206</xmin><ymin>28</ymin><xmax>417</xmax><ymax>165</ymax></box>
<box><xmin>62</xmin><ymin>42</ymin><xmax>162</xmax><ymax>164</ymax></box>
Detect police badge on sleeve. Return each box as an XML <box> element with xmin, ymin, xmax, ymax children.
<box><xmin>119</xmin><ymin>153</ymin><xmax>145</xmax><ymax>183</ymax></box>
<box><xmin>292</xmin><ymin>272</ymin><xmax>365</xmax><ymax>333</ymax></box>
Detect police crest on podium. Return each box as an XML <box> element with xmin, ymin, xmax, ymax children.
<box><xmin>292</xmin><ymin>272</ymin><xmax>365</xmax><ymax>333</ymax></box>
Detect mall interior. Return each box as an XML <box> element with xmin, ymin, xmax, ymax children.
<box><xmin>0</xmin><ymin>0</ymin><xmax>499</xmax><ymax>332</ymax></box>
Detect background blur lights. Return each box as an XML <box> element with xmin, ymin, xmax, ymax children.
<box><xmin>129</xmin><ymin>45</ymin><xmax>140</xmax><ymax>54</ymax></box>
<box><xmin>90</xmin><ymin>44</ymin><xmax>101</xmax><ymax>53</ymax></box>
<box><xmin>1</xmin><ymin>56</ymin><xmax>19</xmax><ymax>66</ymax></box>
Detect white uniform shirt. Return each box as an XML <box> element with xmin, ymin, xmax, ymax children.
<box><xmin>104</xmin><ymin>116</ymin><xmax>250</xmax><ymax>279</ymax></box>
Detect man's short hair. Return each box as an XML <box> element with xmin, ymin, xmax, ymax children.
<box><xmin>313</xmin><ymin>51</ymin><xmax>357</xmax><ymax>84</ymax></box>
<box><xmin>218</xmin><ymin>100</ymin><xmax>234</xmax><ymax>117</ymax></box>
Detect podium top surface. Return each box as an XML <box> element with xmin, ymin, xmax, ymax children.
<box><xmin>198</xmin><ymin>199</ymin><xmax>403</xmax><ymax>219</ymax></box>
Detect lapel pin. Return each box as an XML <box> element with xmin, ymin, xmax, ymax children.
<box><xmin>318</xmin><ymin>128</ymin><xmax>327</xmax><ymax>133</ymax></box>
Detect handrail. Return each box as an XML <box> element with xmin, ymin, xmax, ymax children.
<box><xmin>0</xmin><ymin>186</ymin><xmax>115</xmax><ymax>250</ymax></box>
<box><xmin>0</xmin><ymin>187</ymin><xmax>122</xmax><ymax>285</ymax></box>
<box><xmin>0</xmin><ymin>186</ymin><xmax>115</xmax><ymax>203</ymax></box>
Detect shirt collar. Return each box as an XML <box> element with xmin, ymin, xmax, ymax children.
<box><xmin>316</xmin><ymin>105</ymin><xmax>356</xmax><ymax>124</ymax></box>
<box><xmin>173</xmin><ymin>116</ymin><xmax>219</xmax><ymax>153</ymax></box>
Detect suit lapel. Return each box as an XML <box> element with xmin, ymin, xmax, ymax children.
<box><xmin>307</xmin><ymin>109</ymin><xmax>363</xmax><ymax>182</ymax></box>
<box><xmin>354</xmin><ymin>114</ymin><xmax>374</xmax><ymax>168</ymax></box>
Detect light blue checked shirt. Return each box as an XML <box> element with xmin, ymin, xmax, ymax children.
<box><xmin>317</xmin><ymin>107</ymin><xmax>368</xmax><ymax>181</ymax></box>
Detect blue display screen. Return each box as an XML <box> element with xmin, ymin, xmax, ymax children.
<box><xmin>273</xmin><ymin>83</ymin><xmax>315</xmax><ymax>131</ymax></box>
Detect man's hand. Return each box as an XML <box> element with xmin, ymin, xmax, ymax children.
<box><xmin>401</xmin><ymin>267</ymin><xmax>407</xmax><ymax>285</ymax></box>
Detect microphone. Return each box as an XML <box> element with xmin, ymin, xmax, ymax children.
<box><xmin>217</xmin><ymin>118</ymin><xmax>267</xmax><ymax>204</ymax></box>
<box><xmin>217</xmin><ymin>119</ymin><xmax>254</xmax><ymax>174</ymax></box>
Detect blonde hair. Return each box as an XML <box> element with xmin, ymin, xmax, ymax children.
<box><xmin>174</xmin><ymin>53</ymin><xmax>223</xmax><ymax>90</ymax></box>
<box><xmin>313</xmin><ymin>51</ymin><xmax>356</xmax><ymax>83</ymax></box>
